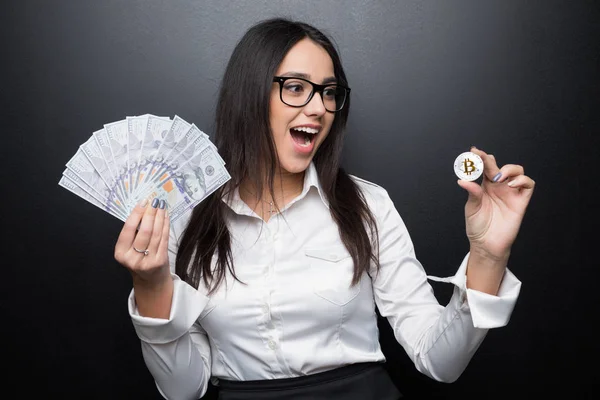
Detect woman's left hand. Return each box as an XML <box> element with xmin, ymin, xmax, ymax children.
<box><xmin>457</xmin><ymin>146</ymin><xmax>535</xmax><ymax>261</ymax></box>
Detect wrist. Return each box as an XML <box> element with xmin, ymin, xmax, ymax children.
<box><xmin>466</xmin><ymin>250</ymin><xmax>509</xmax><ymax>296</ymax></box>
<box><xmin>131</xmin><ymin>268</ymin><xmax>171</xmax><ymax>290</ymax></box>
<box><xmin>132</xmin><ymin>271</ymin><xmax>174</xmax><ymax>319</ymax></box>
<box><xmin>468</xmin><ymin>244</ymin><xmax>511</xmax><ymax>264</ymax></box>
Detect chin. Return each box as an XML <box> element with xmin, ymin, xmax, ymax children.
<box><xmin>279</xmin><ymin>157</ymin><xmax>313</xmax><ymax>175</ymax></box>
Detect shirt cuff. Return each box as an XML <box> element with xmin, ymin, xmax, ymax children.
<box><xmin>128</xmin><ymin>274</ymin><xmax>210</xmax><ymax>344</ymax></box>
<box><xmin>427</xmin><ymin>253</ymin><xmax>522</xmax><ymax>329</ymax></box>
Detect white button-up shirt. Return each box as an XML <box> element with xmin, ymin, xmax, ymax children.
<box><xmin>129</xmin><ymin>162</ymin><xmax>521</xmax><ymax>400</ymax></box>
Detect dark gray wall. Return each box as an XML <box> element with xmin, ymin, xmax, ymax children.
<box><xmin>2</xmin><ymin>1</ymin><xmax>597</xmax><ymax>398</ymax></box>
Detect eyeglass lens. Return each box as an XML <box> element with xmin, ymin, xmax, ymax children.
<box><xmin>280</xmin><ymin>79</ymin><xmax>347</xmax><ymax>111</ymax></box>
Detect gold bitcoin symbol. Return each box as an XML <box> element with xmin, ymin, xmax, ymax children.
<box><xmin>462</xmin><ymin>158</ymin><xmax>476</xmax><ymax>175</ymax></box>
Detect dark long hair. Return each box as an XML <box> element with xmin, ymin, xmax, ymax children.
<box><xmin>176</xmin><ymin>18</ymin><xmax>379</xmax><ymax>294</ymax></box>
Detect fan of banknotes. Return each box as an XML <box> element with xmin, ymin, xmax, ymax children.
<box><xmin>59</xmin><ymin>114</ymin><xmax>231</xmax><ymax>223</ymax></box>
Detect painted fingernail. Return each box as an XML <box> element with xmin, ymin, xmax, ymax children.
<box><xmin>492</xmin><ymin>172</ymin><xmax>502</xmax><ymax>183</ymax></box>
<box><xmin>137</xmin><ymin>198</ymin><xmax>148</xmax><ymax>207</ymax></box>
<box><xmin>151</xmin><ymin>198</ymin><xmax>159</xmax><ymax>208</ymax></box>
<box><xmin>159</xmin><ymin>200</ymin><xmax>166</xmax><ymax>209</ymax></box>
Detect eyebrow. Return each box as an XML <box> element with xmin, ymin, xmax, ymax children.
<box><xmin>280</xmin><ymin>71</ymin><xmax>337</xmax><ymax>85</ymax></box>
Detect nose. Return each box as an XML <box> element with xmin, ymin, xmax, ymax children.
<box><xmin>303</xmin><ymin>91</ymin><xmax>327</xmax><ymax>116</ymax></box>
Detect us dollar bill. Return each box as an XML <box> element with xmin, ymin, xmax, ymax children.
<box><xmin>61</xmin><ymin>114</ymin><xmax>230</xmax><ymax>224</ymax></box>
<box><xmin>59</xmin><ymin>176</ymin><xmax>126</xmax><ymax>222</ymax></box>
<box><xmin>134</xmin><ymin>115</ymin><xmax>173</xmax><ymax>205</ymax></box>
<box><xmin>61</xmin><ymin>168</ymin><xmax>128</xmax><ymax>220</ymax></box>
<box><xmin>104</xmin><ymin>119</ymin><xmax>130</xmax><ymax>196</ymax></box>
<box><xmin>166</xmin><ymin>146</ymin><xmax>231</xmax><ymax>222</ymax></box>
<box><xmin>136</xmin><ymin>115</ymin><xmax>194</xmax><ymax>196</ymax></box>
<box><xmin>134</xmin><ymin>123</ymin><xmax>208</xmax><ymax>199</ymax></box>
<box><xmin>126</xmin><ymin>114</ymin><xmax>150</xmax><ymax>199</ymax></box>
<box><xmin>92</xmin><ymin>127</ymin><xmax>129</xmax><ymax>207</ymax></box>
<box><xmin>136</xmin><ymin>145</ymin><xmax>230</xmax><ymax>223</ymax></box>
<box><xmin>69</xmin><ymin>144</ymin><xmax>126</xmax><ymax>213</ymax></box>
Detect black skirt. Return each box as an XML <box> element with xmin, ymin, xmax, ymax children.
<box><xmin>217</xmin><ymin>362</ymin><xmax>402</xmax><ymax>400</ymax></box>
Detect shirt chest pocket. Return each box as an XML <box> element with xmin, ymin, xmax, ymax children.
<box><xmin>305</xmin><ymin>245</ymin><xmax>360</xmax><ymax>306</ymax></box>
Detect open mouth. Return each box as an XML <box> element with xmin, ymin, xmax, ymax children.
<box><xmin>290</xmin><ymin>126</ymin><xmax>319</xmax><ymax>147</ymax></box>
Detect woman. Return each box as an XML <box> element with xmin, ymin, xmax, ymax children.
<box><xmin>115</xmin><ymin>18</ymin><xmax>535</xmax><ymax>400</ymax></box>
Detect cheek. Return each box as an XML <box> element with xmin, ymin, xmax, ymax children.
<box><xmin>319</xmin><ymin>116</ymin><xmax>335</xmax><ymax>142</ymax></box>
<box><xmin>269</xmin><ymin>104</ymin><xmax>299</xmax><ymax>139</ymax></box>
<box><xmin>269</xmin><ymin>98</ymin><xmax>288</xmax><ymax>136</ymax></box>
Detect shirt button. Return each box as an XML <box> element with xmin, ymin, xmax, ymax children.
<box><xmin>261</xmin><ymin>304</ymin><xmax>269</xmax><ymax>314</ymax></box>
<box><xmin>267</xmin><ymin>339</ymin><xmax>277</xmax><ymax>350</ymax></box>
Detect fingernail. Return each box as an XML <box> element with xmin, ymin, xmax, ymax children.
<box><xmin>151</xmin><ymin>198</ymin><xmax>160</xmax><ymax>208</ymax></box>
<box><xmin>159</xmin><ymin>200</ymin><xmax>166</xmax><ymax>209</ymax></box>
<box><xmin>507</xmin><ymin>180</ymin><xmax>516</xmax><ymax>187</ymax></box>
<box><xmin>492</xmin><ymin>172</ymin><xmax>502</xmax><ymax>183</ymax></box>
<box><xmin>470</xmin><ymin>146</ymin><xmax>477</xmax><ymax>150</ymax></box>
<box><xmin>137</xmin><ymin>198</ymin><xmax>148</xmax><ymax>207</ymax></box>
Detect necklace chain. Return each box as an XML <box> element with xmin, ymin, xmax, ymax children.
<box><xmin>242</xmin><ymin>187</ymin><xmax>301</xmax><ymax>214</ymax></box>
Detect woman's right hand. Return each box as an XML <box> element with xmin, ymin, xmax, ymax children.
<box><xmin>115</xmin><ymin>197</ymin><xmax>171</xmax><ymax>284</ymax></box>
<box><xmin>114</xmin><ymin>198</ymin><xmax>174</xmax><ymax>318</ymax></box>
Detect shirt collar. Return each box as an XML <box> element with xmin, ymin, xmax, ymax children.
<box><xmin>223</xmin><ymin>162</ymin><xmax>329</xmax><ymax>216</ymax></box>
<box><xmin>301</xmin><ymin>161</ymin><xmax>330</xmax><ymax>208</ymax></box>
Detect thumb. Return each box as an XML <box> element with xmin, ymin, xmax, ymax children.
<box><xmin>457</xmin><ymin>179</ymin><xmax>483</xmax><ymax>209</ymax></box>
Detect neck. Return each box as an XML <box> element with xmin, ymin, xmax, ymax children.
<box><xmin>240</xmin><ymin>168</ymin><xmax>305</xmax><ymax>204</ymax></box>
<box><xmin>239</xmin><ymin>167</ymin><xmax>304</xmax><ymax>221</ymax></box>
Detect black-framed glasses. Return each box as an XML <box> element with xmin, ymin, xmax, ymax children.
<box><xmin>273</xmin><ymin>76</ymin><xmax>350</xmax><ymax>113</ymax></box>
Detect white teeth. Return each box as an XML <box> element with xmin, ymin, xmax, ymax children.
<box><xmin>293</xmin><ymin>126</ymin><xmax>319</xmax><ymax>134</ymax></box>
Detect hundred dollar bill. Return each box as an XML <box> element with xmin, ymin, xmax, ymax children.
<box><xmin>93</xmin><ymin>127</ymin><xmax>128</xmax><ymax>206</ymax></box>
<box><xmin>170</xmin><ymin>120</ymin><xmax>224</xmax><ymax>165</ymax></box>
<box><xmin>127</xmin><ymin>114</ymin><xmax>150</xmax><ymax>198</ymax></box>
<box><xmin>185</xmin><ymin>126</ymin><xmax>225</xmax><ymax>165</ymax></box>
<box><xmin>104</xmin><ymin>119</ymin><xmax>130</xmax><ymax>196</ymax></box>
<box><xmin>65</xmin><ymin>149</ymin><xmax>110</xmax><ymax>201</ymax></box>
<box><xmin>67</xmin><ymin>146</ymin><xmax>126</xmax><ymax>214</ymax></box>
<box><xmin>128</xmin><ymin>114</ymin><xmax>171</xmax><ymax>196</ymax></box>
<box><xmin>166</xmin><ymin>146</ymin><xmax>231</xmax><ymax>222</ymax></box>
<box><xmin>63</xmin><ymin>155</ymin><xmax>126</xmax><ymax>217</ymax></box>
<box><xmin>62</xmin><ymin>167</ymin><xmax>105</xmax><ymax>201</ymax></box>
<box><xmin>135</xmin><ymin>115</ymin><xmax>172</xmax><ymax>205</ymax></box>
<box><xmin>59</xmin><ymin>176</ymin><xmax>126</xmax><ymax>222</ymax></box>
<box><xmin>141</xmin><ymin>177</ymin><xmax>194</xmax><ymax>223</ymax></box>
<box><xmin>204</xmin><ymin>136</ymin><xmax>225</xmax><ymax>165</ymax></box>
<box><xmin>61</xmin><ymin>169</ymin><xmax>128</xmax><ymax>221</ymax></box>
<box><xmin>136</xmin><ymin>115</ymin><xmax>193</xmax><ymax>195</ymax></box>
<box><xmin>134</xmin><ymin>123</ymin><xmax>208</xmax><ymax>199</ymax></box>
<box><xmin>137</xmin><ymin>145</ymin><xmax>230</xmax><ymax>223</ymax></box>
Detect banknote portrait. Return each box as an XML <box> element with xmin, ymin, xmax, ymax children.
<box><xmin>181</xmin><ymin>166</ymin><xmax>206</xmax><ymax>201</ymax></box>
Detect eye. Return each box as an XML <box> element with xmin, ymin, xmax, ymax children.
<box><xmin>283</xmin><ymin>80</ymin><xmax>307</xmax><ymax>95</ymax></box>
<box><xmin>323</xmin><ymin>87</ymin><xmax>338</xmax><ymax>100</ymax></box>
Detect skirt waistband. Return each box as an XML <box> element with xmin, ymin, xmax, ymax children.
<box><xmin>218</xmin><ymin>362</ymin><xmax>386</xmax><ymax>391</ymax></box>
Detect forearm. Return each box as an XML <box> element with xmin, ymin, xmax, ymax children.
<box><xmin>133</xmin><ymin>272</ymin><xmax>174</xmax><ymax>319</ymax></box>
<box><xmin>465</xmin><ymin>249</ymin><xmax>509</xmax><ymax>296</ymax></box>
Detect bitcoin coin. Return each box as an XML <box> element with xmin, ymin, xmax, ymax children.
<box><xmin>454</xmin><ymin>152</ymin><xmax>484</xmax><ymax>181</ymax></box>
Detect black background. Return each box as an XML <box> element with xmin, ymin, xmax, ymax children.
<box><xmin>1</xmin><ymin>1</ymin><xmax>597</xmax><ymax>398</ymax></box>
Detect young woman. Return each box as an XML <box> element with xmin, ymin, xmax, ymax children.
<box><xmin>114</xmin><ymin>18</ymin><xmax>535</xmax><ymax>400</ymax></box>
